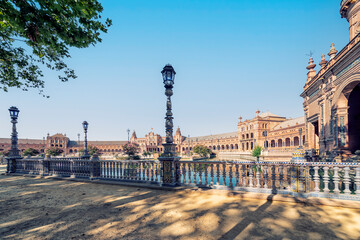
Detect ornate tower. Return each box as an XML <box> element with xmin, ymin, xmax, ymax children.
<box><xmin>341</xmin><ymin>0</ymin><xmax>360</xmax><ymax>40</ymax></box>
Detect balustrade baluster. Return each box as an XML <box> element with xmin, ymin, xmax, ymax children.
<box><xmin>146</xmin><ymin>162</ymin><xmax>150</xmax><ymax>181</ymax></box>
<box><xmin>256</xmin><ymin>164</ymin><xmax>261</xmax><ymax>188</ymax></box>
<box><xmin>140</xmin><ymin>162</ymin><xmax>143</xmax><ymax>180</ymax></box>
<box><xmin>355</xmin><ymin>167</ymin><xmax>360</xmax><ymax>195</ymax></box>
<box><xmin>204</xmin><ymin>164</ymin><xmax>209</xmax><ymax>186</ymax></box>
<box><xmin>333</xmin><ymin>166</ymin><xmax>340</xmax><ymax>194</ymax></box>
<box><xmin>264</xmin><ymin>165</ymin><xmax>268</xmax><ymax>189</ymax></box>
<box><xmin>279</xmin><ymin>165</ymin><xmax>284</xmax><ymax>190</ymax></box>
<box><xmin>210</xmin><ymin>164</ymin><xmax>214</xmax><ymax>186</ymax></box>
<box><xmin>285</xmin><ymin>166</ymin><xmax>291</xmax><ymax>191</ymax></box>
<box><xmin>216</xmin><ymin>164</ymin><xmax>220</xmax><ymax>185</ymax></box>
<box><xmin>343</xmin><ymin>167</ymin><xmax>351</xmax><ymax>194</ymax></box>
<box><xmin>222</xmin><ymin>163</ymin><xmax>226</xmax><ymax>186</ymax></box>
<box><xmin>242</xmin><ymin>165</ymin><xmax>247</xmax><ymax>187</ymax></box>
<box><xmin>235</xmin><ymin>164</ymin><xmax>240</xmax><ymax>187</ymax></box>
<box><xmin>114</xmin><ymin>162</ymin><xmax>117</xmax><ymax>179</ymax></box>
<box><xmin>180</xmin><ymin>163</ymin><xmax>185</xmax><ymax>184</ymax></box>
<box><xmin>229</xmin><ymin>164</ymin><xmax>233</xmax><ymax>188</ymax></box>
<box><xmin>153</xmin><ymin>163</ymin><xmax>160</xmax><ymax>182</ymax></box>
<box><xmin>271</xmin><ymin>165</ymin><xmax>276</xmax><ymax>194</ymax></box>
<box><xmin>109</xmin><ymin>162</ymin><xmax>113</xmax><ymax>178</ymax></box>
<box><xmin>313</xmin><ymin>166</ymin><xmax>320</xmax><ymax>193</ymax></box>
<box><xmin>323</xmin><ymin>166</ymin><xmax>330</xmax><ymax>193</ymax></box>
<box><xmin>249</xmin><ymin>165</ymin><xmax>254</xmax><ymax>188</ymax></box>
<box><xmin>299</xmin><ymin>166</ymin><xmax>306</xmax><ymax>192</ymax></box>
<box><xmin>198</xmin><ymin>163</ymin><xmax>202</xmax><ymax>186</ymax></box>
<box><xmin>118</xmin><ymin>162</ymin><xmax>122</xmax><ymax>179</ymax></box>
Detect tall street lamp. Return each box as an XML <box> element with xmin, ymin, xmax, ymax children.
<box><xmin>7</xmin><ymin>106</ymin><xmax>22</xmax><ymax>173</ymax></box>
<box><xmin>299</xmin><ymin>128</ymin><xmax>303</xmax><ymax>148</ymax></box>
<box><xmin>127</xmin><ymin>128</ymin><xmax>130</xmax><ymax>142</ymax></box>
<box><xmin>158</xmin><ymin>64</ymin><xmax>180</xmax><ymax>185</ymax></box>
<box><xmin>82</xmin><ymin>121</ymin><xmax>90</xmax><ymax>158</ymax></box>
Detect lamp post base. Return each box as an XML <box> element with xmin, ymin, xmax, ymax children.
<box><xmin>158</xmin><ymin>156</ymin><xmax>181</xmax><ymax>186</ymax></box>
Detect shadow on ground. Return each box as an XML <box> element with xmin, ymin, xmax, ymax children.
<box><xmin>0</xmin><ymin>173</ymin><xmax>360</xmax><ymax>240</ymax></box>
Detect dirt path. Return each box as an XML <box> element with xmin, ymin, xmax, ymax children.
<box><xmin>1</xmin><ymin>172</ymin><xmax>360</xmax><ymax>240</ymax></box>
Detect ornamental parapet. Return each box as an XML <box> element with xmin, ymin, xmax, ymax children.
<box><xmin>302</xmin><ymin>33</ymin><xmax>360</xmax><ymax>95</ymax></box>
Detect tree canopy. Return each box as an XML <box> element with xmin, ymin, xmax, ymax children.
<box><xmin>252</xmin><ymin>146</ymin><xmax>263</xmax><ymax>158</ymax></box>
<box><xmin>123</xmin><ymin>143</ymin><xmax>140</xmax><ymax>159</ymax></box>
<box><xmin>23</xmin><ymin>147</ymin><xmax>39</xmax><ymax>156</ymax></box>
<box><xmin>46</xmin><ymin>147</ymin><xmax>63</xmax><ymax>156</ymax></box>
<box><xmin>193</xmin><ymin>145</ymin><xmax>212</xmax><ymax>158</ymax></box>
<box><xmin>0</xmin><ymin>0</ymin><xmax>111</xmax><ymax>95</ymax></box>
<box><xmin>80</xmin><ymin>145</ymin><xmax>101</xmax><ymax>156</ymax></box>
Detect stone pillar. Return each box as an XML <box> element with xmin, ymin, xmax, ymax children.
<box><xmin>90</xmin><ymin>154</ymin><xmax>100</xmax><ymax>180</ymax></box>
<box><xmin>41</xmin><ymin>154</ymin><xmax>51</xmax><ymax>176</ymax></box>
<box><xmin>158</xmin><ymin>154</ymin><xmax>181</xmax><ymax>186</ymax></box>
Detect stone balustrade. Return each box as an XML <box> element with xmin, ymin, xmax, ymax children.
<box><xmin>7</xmin><ymin>157</ymin><xmax>360</xmax><ymax>201</ymax></box>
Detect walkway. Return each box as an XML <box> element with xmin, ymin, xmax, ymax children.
<box><xmin>1</xmin><ymin>166</ymin><xmax>360</xmax><ymax>239</ymax></box>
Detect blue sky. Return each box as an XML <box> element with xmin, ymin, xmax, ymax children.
<box><xmin>0</xmin><ymin>0</ymin><xmax>350</xmax><ymax>141</ymax></box>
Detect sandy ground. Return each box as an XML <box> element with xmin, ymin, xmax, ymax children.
<box><xmin>1</xmin><ymin>165</ymin><xmax>360</xmax><ymax>240</ymax></box>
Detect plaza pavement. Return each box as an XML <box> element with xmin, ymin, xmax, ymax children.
<box><xmin>1</xmin><ymin>164</ymin><xmax>360</xmax><ymax>240</ymax></box>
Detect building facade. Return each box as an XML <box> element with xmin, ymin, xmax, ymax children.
<box><xmin>0</xmin><ymin>110</ymin><xmax>305</xmax><ymax>158</ymax></box>
<box><xmin>301</xmin><ymin>0</ymin><xmax>360</xmax><ymax>155</ymax></box>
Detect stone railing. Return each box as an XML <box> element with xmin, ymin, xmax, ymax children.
<box><xmin>7</xmin><ymin>157</ymin><xmax>360</xmax><ymax>201</ymax></box>
<box><xmin>12</xmin><ymin>156</ymin><xmax>160</xmax><ymax>183</ymax></box>
<box><xmin>175</xmin><ymin>161</ymin><xmax>360</xmax><ymax>200</ymax></box>
<box><xmin>99</xmin><ymin>160</ymin><xmax>160</xmax><ymax>183</ymax></box>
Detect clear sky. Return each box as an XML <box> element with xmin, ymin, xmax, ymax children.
<box><xmin>0</xmin><ymin>0</ymin><xmax>350</xmax><ymax>141</ymax></box>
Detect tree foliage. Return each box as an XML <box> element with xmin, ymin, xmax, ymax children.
<box><xmin>23</xmin><ymin>147</ymin><xmax>39</xmax><ymax>156</ymax></box>
<box><xmin>80</xmin><ymin>145</ymin><xmax>101</xmax><ymax>156</ymax></box>
<box><xmin>193</xmin><ymin>145</ymin><xmax>212</xmax><ymax>158</ymax></box>
<box><xmin>123</xmin><ymin>142</ymin><xmax>140</xmax><ymax>158</ymax></box>
<box><xmin>0</xmin><ymin>0</ymin><xmax>112</xmax><ymax>95</ymax></box>
<box><xmin>46</xmin><ymin>147</ymin><xmax>63</xmax><ymax>156</ymax></box>
<box><xmin>252</xmin><ymin>146</ymin><xmax>263</xmax><ymax>158</ymax></box>
<box><xmin>0</xmin><ymin>150</ymin><xmax>9</xmax><ymax>157</ymax></box>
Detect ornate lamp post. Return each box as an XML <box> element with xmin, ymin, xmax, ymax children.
<box><xmin>158</xmin><ymin>64</ymin><xmax>180</xmax><ymax>185</ymax></box>
<box><xmin>299</xmin><ymin>128</ymin><xmax>303</xmax><ymax>148</ymax></box>
<box><xmin>82</xmin><ymin>121</ymin><xmax>90</xmax><ymax>158</ymax></box>
<box><xmin>127</xmin><ymin>128</ymin><xmax>130</xmax><ymax>142</ymax></box>
<box><xmin>7</xmin><ymin>106</ymin><xmax>22</xmax><ymax>173</ymax></box>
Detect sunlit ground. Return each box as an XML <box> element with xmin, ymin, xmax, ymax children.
<box><xmin>1</xmin><ymin>165</ymin><xmax>360</xmax><ymax>240</ymax></box>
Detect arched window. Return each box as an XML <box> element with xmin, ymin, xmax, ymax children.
<box><xmin>294</xmin><ymin>137</ymin><xmax>299</xmax><ymax>146</ymax></box>
<box><xmin>246</xmin><ymin>142</ymin><xmax>249</xmax><ymax>150</ymax></box>
<box><xmin>285</xmin><ymin>138</ymin><xmax>291</xmax><ymax>147</ymax></box>
<box><xmin>251</xmin><ymin>142</ymin><xmax>254</xmax><ymax>150</ymax></box>
<box><xmin>250</xmin><ymin>133</ymin><xmax>254</xmax><ymax>138</ymax></box>
<box><xmin>246</xmin><ymin>134</ymin><xmax>249</xmax><ymax>139</ymax></box>
<box><xmin>271</xmin><ymin>140</ymin><xmax>275</xmax><ymax>148</ymax></box>
<box><xmin>278</xmin><ymin>139</ymin><xmax>283</xmax><ymax>148</ymax></box>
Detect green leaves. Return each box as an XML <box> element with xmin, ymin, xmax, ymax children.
<box><xmin>0</xmin><ymin>0</ymin><xmax>112</xmax><ymax>95</ymax></box>
<box><xmin>252</xmin><ymin>146</ymin><xmax>263</xmax><ymax>158</ymax></box>
<box><xmin>193</xmin><ymin>145</ymin><xmax>212</xmax><ymax>158</ymax></box>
